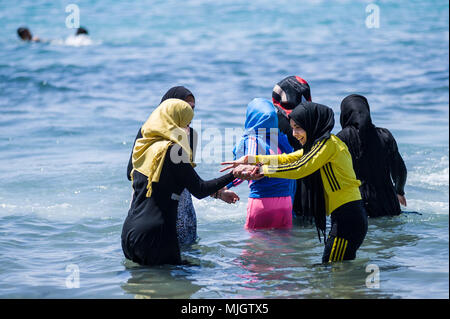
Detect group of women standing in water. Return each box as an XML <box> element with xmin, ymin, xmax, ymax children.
<box><xmin>121</xmin><ymin>75</ymin><xmax>407</xmax><ymax>266</ymax></box>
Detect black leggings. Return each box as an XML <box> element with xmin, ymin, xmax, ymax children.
<box><xmin>322</xmin><ymin>200</ymin><xmax>368</xmax><ymax>263</ymax></box>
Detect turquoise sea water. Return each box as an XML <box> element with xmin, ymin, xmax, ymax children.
<box><xmin>0</xmin><ymin>0</ymin><xmax>448</xmax><ymax>298</ymax></box>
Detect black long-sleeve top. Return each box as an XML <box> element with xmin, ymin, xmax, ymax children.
<box><xmin>121</xmin><ymin>145</ymin><xmax>233</xmax><ymax>266</ymax></box>
<box><xmin>379</xmin><ymin>128</ymin><xmax>407</xmax><ymax>196</ymax></box>
<box><xmin>337</xmin><ymin>127</ymin><xmax>407</xmax><ymax>217</ymax></box>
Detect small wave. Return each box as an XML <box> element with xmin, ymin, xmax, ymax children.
<box><xmin>0</xmin><ymin>201</ymin><xmax>110</xmax><ymax>222</ymax></box>
<box><xmin>38</xmin><ymin>80</ymin><xmax>77</xmax><ymax>92</ymax></box>
<box><xmin>50</xmin><ymin>35</ymin><xmax>100</xmax><ymax>47</ymax></box>
<box><xmin>408</xmin><ymin>156</ymin><xmax>449</xmax><ymax>188</ymax></box>
<box><xmin>407</xmin><ymin>199</ymin><xmax>449</xmax><ymax>215</ymax></box>
<box><xmin>193</xmin><ymin>197</ymin><xmax>247</xmax><ymax>224</ymax></box>
<box><xmin>409</xmin><ymin>167</ymin><xmax>449</xmax><ymax>188</ymax></box>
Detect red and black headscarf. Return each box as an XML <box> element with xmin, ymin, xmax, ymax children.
<box><xmin>272</xmin><ymin>76</ymin><xmax>312</xmax><ymax>116</ymax></box>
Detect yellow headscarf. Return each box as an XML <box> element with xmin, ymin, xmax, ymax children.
<box><xmin>131</xmin><ymin>98</ymin><xmax>195</xmax><ymax>197</ymax></box>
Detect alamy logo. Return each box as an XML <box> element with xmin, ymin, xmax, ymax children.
<box><xmin>365</xmin><ymin>264</ymin><xmax>380</xmax><ymax>288</ymax></box>
<box><xmin>365</xmin><ymin>3</ymin><xmax>380</xmax><ymax>29</ymax></box>
<box><xmin>65</xmin><ymin>264</ymin><xmax>80</xmax><ymax>288</ymax></box>
<box><xmin>65</xmin><ymin>4</ymin><xmax>80</xmax><ymax>29</ymax></box>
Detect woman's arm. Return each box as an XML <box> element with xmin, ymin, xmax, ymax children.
<box><xmin>382</xmin><ymin>129</ymin><xmax>407</xmax><ymax>206</ymax></box>
<box><xmin>230</xmin><ymin>139</ymin><xmax>335</xmax><ymax>181</ymax></box>
<box><xmin>220</xmin><ymin>145</ymin><xmax>303</xmax><ymax>172</ymax></box>
<box><xmin>378</xmin><ymin>128</ymin><xmax>407</xmax><ymax>196</ymax></box>
<box><xmin>391</xmin><ymin>150</ymin><xmax>407</xmax><ymax>196</ymax></box>
<box><xmin>177</xmin><ymin>162</ymin><xmax>235</xmax><ymax>200</ymax></box>
<box><xmin>253</xmin><ymin>149</ymin><xmax>304</xmax><ymax>166</ymax></box>
<box><xmin>391</xmin><ymin>148</ymin><xmax>407</xmax><ymax>197</ymax></box>
<box><xmin>260</xmin><ymin>138</ymin><xmax>334</xmax><ymax>180</ymax></box>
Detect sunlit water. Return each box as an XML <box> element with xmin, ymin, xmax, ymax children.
<box><xmin>0</xmin><ymin>0</ymin><xmax>448</xmax><ymax>298</ymax></box>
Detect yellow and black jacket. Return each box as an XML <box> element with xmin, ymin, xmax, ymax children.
<box><xmin>254</xmin><ymin>134</ymin><xmax>361</xmax><ymax>215</ymax></box>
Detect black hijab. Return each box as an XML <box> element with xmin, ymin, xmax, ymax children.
<box><xmin>288</xmin><ymin>102</ymin><xmax>335</xmax><ymax>242</ymax></box>
<box><xmin>289</xmin><ymin>102</ymin><xmax>335</xmax><ymax>152</ymax></box>
<box><xmin>160</xmin><ymin>86</ymin><xmax>194</xmax><ymax>104</ymax></box>
<box><xmin>339</xmin><ymin>94</ymin><xmax>383</xmax><ymax>178</ymax></box>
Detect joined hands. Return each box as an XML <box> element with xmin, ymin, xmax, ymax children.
<box><xmin>221</xmin><ymin>155</ymin><xmax>265</xmax><ymax>180</ymax></box>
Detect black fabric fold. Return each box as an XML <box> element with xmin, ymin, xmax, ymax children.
<box><xmin>160</xmin><ymin>86</ymin><xmax>194</xmax><ymax>104</ymax></box>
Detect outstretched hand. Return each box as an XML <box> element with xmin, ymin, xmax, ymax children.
<box><xmin>220</xmin><ymin>155</ymin><xmax>249</xmax><ymax>172</ymax></box>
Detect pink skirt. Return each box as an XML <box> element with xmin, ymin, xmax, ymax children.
<box><xmin>245</xmin><ymin>196</ymin><xmax>293</xmax><ymax>230</ymax></box>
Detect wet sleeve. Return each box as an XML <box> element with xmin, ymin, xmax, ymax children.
<box><xmin>176</xmin><ymin>162</ymin><xmax>235</xmax><ymax>199</ymax></box>
<box><xmin>384</xmin><ymin>129</ymin><xmax>407</xmax><ymax>195</ymax></box>
<box><xmin>260</xmin><ymin>139</ymin><xmax>335</xmax><ymax>180</ymax></box>
<box><xmin>127</xmin><ymin>128</ymin><xmax>143</xmax><ymax>181</ymax></box>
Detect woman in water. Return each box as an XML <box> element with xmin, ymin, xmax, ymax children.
<box><xmin>225</xmin><ymin>98</ymin><xmax>295</xmax><ymax>229</ymax></box>
<box><xmin>17</xmin><ymin>27</ymin><xmax>41</xmax><ymax>42</ymax></box>
<box><xmin>122</xmin><ymin>99</ymin><xmax>236</xmax><ymax>266</ymax></box>
<box><xmin>127</xmin><ymin>86</ymin><xmax>238</xmax><ymax>245</ymax></box>
<box><xmin>272</xmin><ymin>76</ymin><xmax>319</xmax><ymax>224</ymax></box>
<box><xmin>222</xmin><ymin>102</ymin><xmax>368</xmax><ymax>263</ymax></box>
<box><xmin>337</xmin><ymin>94</ymin><xmax>407</xmax><ymax>217</ymax></box>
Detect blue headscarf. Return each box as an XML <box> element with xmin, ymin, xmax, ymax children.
<box><xmin>234</xmin><ymin>98</ymin><xmax>293</xmax><ymax>159</ymax></box>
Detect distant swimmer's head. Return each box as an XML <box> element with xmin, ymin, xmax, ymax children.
<box><xmin>161</xmin><ymin>86</ymin><xmax>195</xmax><ymax>110</ymax></box>
<box><xmin>75</xmin><ymin>27</ymin><xmax>89</xmax><ymax>36</ymax></box>
<box><xmin>289</xmin><ymin>102</ymin><xmax>334</xmax><ymax>151</ymax></box>
<box><xmin>273</xmin><ymin>76</ymin><xmax>312</xmax><ymax>115</ymax></box>
<box><xmin>340</xmin><ymin>94</ymin><xmax>373</xmax><ymax>131</ymax></box>
<box><xmin>17</xmin><ymin>27</ymin><xmax>33</xmax><ymax>41</ymax></box>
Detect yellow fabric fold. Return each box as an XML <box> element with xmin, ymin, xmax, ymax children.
<box><xmin>131</xmin><ymin>98</ymin><xmax>194</xmax><ymax>197</ymax></box>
